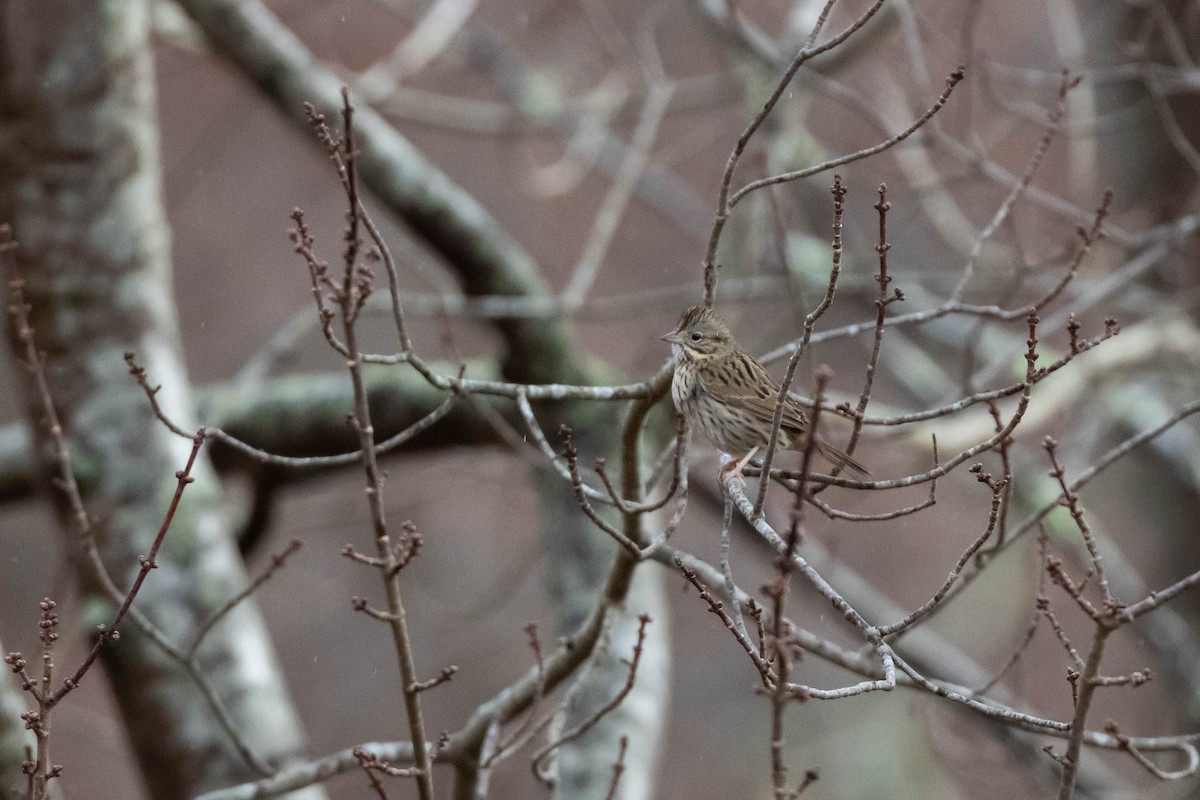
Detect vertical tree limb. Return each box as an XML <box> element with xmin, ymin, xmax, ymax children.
<box><xmin>174</xmin><ymin>3</ymin><xmax>672</xmax><ymax>797</ymax></box>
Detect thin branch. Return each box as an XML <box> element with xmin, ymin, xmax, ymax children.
<box><xmin>759</xmin><ymin>190</ymin><xmax>1115</xmax><ymax>367</ymax></box>
<box><xmin>331</xmin><ymin>90</ymin><xmax>434</xmax><ymax>800</ymax></box>
<box><xmin>725</xmin><ymin>480</ymin><xmax>897</xmax><ymax>700</ymax></box>
<box><xmin>562</xmin><ymin>427</ymin><xmax>643</xmax><ymax>558</ymax></box>
<box><xmin>1122</xmin><ymin>568</ymin><xmax>1200</xmax><ymax>622</ymax></box>
<box><xmin>6</xmin><ymin>229</ymin><xmax>264</xmax><ymax>785</ymax></box>
<box><xmin>728</xmin><ymin>67</ymin><xmax>964</xmax><ymax>208</ymax></box>
<box><xmin>768</xmin><ymin>364</ymin><xmax>831</xmax><ymax>797</ymax></box>
<box><xmin>675</xmin><ymin>558</ymin><xmax>774</xmax><ymax>686</ymax></box>
<box><xmin>753</xmin><ymin>174</ymin><xmax>846</xmax><ymax>516</ymax></box>
<box><xmin>128</xmin><ymin>351</ymin><xmax>459</xmax><ymax>467</ymax></box>
<box><xmin>595</xmin><ymin>414</ymin><xmax>688</xmax><ymax>514</ymax></box>
<box><xmin>517</xmin><ymin>390</ymin><xmax>613</xmax><ymax>504</ymax></box>
<box><xmin>1105</xmin><ymin>721</ymin><xmax>1199</xmax><ymax>781</ymax></box>
<box><xmin>703</xmin><ymin>0</ymin><xmax>890</xmax><ymax>306</ymax></box>
<box><xmin>1058</xmin><ymin>626</ymin><xmax>1112</xmax><ymax>800</ymax></box>
<box><xmin>486</xmin><ymin>623</ymin><xmax>547</xmax><ymax>766</ymax></box>
<box><xmin>877</xmin><ymin>465</ymin><xmax>1005</xmax><ymax>637</ymax></box>
<box><xmin>530</xmin><ymin>614</ymin><xmax>652</xmax><ymax>782</ymax></box>
<box><xmin>5</xmin><ymin>232</ymin><xmax>209</xmax><ymax>705</ymax></box>
<box><xmin>949</xmin><ymin>70</ymin><xmax>1080</xmax><ymax>302</ymax></box>
<box><xmin>841</xmin><ymin>183</ymin><xmax>902</xmax><ymax>463</ymax></box>
<box><xmin>808</xmin><ymin>436</ymin><xmax>937</xmax><ymax>521</ymax></box>
<box><xmin>1044</xmin><ymin>436</ymin><xmax>1117</xmax><ymax>612</ymax></box>
<box><xmin>764</xmin><ymin>309</ymin><xmax>1045</xmax><ymax>491</ymax></box>
<box><xmin>186</xmin><ymin>538</ymin><xmax>303</xmax><ymax>661</ymax></box>
<box><xmin>972</xmin><ymin>526</ymin><xmax>1051</xmax><ymax>695</ymax></box>
<box><xmin>603</xmin><ymin>736</ymin><xmax>628</xmax><ymax>800</ymax></box>
<box><xmin>719</xmin><ymin>496</ymin><xmax>749</xmax><ymax>643</ymax></box>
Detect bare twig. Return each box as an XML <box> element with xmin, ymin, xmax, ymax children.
<box><xmin>809</xmin><ymin>436</ymin><xmax>937</xmax><ymax>521</ymax></box>
<box><xmin>485</xmin><ymin>623</ymin><xmax>547</xmax><ymax>766</ymax></box>
<box><xmin>603</xmin><ymin>736</ymin><xmax>629</xmax><ymax>800</ymax></box>
<box><xmin>4</xmin><ymin>231</ymin><xmax>258</xmax><ymax>785</ymax></box>
<box><xmin>877</xmin><ymin>464</ymin><xmax>1006</xmax><ymax>637</ymax></box>
<box><xmin>759</xmin><ymin>191</ymin><xmax>1115</xmax><ymax>367</ymax></box>
<box><xmin>5</xmin><ymin>228</ymin><xmax>233</xmax><ymax>788</ymax></box>
<box><xmin>1044</xmin><ymin>437</ymin><xmax>1118</xmax><ymax>612</ymax></box>
<box><xmin>325</xmin><ymin>90</ymin><xmax>434</xmax><ymax>800</ymax></box>
<box><xmin>127</xmin><ymin>351</ymin><xmax>460</xmax><ymax>467</ymax></box>
<box><xmin>595</xmin><ymin>414</ymin><xmax>688</xmax><ymax>514</ymax></box>
<box><xmin>186</xmin><ymin>538</ymin><xmax>303</xmax><ymax>661</ymax></box>
<box><xmin>841</xmin><ymin>184</ymin><xmax>902</xmax><ymax>462</ymax></box>
<box><xmin>949</xmin><ymin>71</ymin><xmax>1081</xmax><ymax>303</ymax></box>
<box><xmin>753</xmin><ymin>175</ymin><xmax>846</xmax><ymax>516</ymax></box>
<box><xmin>703</xmin><ymin>0</ymin><xmax>890</xmax><ymax>307</ymax></box>
<box><xmin>727</xmin><ymin>67</ymin><xmax>965</xmax><ymax>207</ymax></box>
<box><xmin>530</xmin><ymin>614</ymin><xmax>652</xmax><ymax>783</ymax></box>
<box><xmin>676</xmin><ymin>558</ymin><xmax>774</xmax><ymax>685</ymax></box>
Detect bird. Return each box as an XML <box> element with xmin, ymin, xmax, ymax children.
<box><xmin>662</xmin><ymin>305</ymin><xmax>868</xmax><ymax>484</ymax></box>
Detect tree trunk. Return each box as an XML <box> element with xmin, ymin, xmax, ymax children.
<box><xmin>0</xmin><ymin>2</ymin><xmax>324</xmax><ymax>797</ymax></box>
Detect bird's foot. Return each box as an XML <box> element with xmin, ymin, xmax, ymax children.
<box><xmin>718</xmin><ymin>460</ymin><xmax>746</xmax><ymax>489</ymax></box>
<box><xmin>718</xmin><ymin>448</ymin><xmax>759</xmax><ymax>490</ymax></box>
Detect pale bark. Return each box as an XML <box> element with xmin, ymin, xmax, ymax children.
<box><xmin>0</xmin><ymin>2</ymin><xmax>323</xmax><ymax>797</ymax></box>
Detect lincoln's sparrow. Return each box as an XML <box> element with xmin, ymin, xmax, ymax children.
<box><xmin>663</xmin><ymin>305</ymin><xmax>867</xmax><ymax>482</ymax></box>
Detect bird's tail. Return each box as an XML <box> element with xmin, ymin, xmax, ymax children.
<box><xmin>816</xmin><ymin>439</ymin><xmax>869</xmax><ymax>477</ymax></box>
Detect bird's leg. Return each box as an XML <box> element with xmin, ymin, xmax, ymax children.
<box><xmin>719</xmin><ymin>447</ymin><xmax>759</xmax><ymax>487</ymax></box>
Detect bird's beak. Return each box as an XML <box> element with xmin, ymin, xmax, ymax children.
<box><xmin>661</xmin><ymin>331</ymin><xmax>683</xmax><ymax>345</ymax></box>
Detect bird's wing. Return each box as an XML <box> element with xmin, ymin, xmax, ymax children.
<box><xmin>699</xmin><ymin>353</ymin><xmax>811</xmax><ymax>432</ymax></box>
<box><xmin>742</xmin><ymin>392</ymin><xmax>812</xmax><ymax>433</ymax></box>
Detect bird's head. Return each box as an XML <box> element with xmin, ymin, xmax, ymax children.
<box><xmin>661</xmin><ymin>306</ymin><xmax>733</xmax><ymax>362</ymax></box>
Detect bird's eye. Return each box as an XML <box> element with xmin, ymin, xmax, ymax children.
<box><xmin>689</xmin><ymin>332</ymin><xmax>702</xmax><ymax>342</ymax></box>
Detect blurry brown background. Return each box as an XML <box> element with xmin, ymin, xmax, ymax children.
<box><xmin>3</xmin><ymin>1</ymin><xmax>1200</xmax><ymax>798</ymax></box>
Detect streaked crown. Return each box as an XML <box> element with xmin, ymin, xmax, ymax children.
<box><xmin>670</xmin><ymin>305</ymin><xmax>733</xmax><ymax>359</ymax></box>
